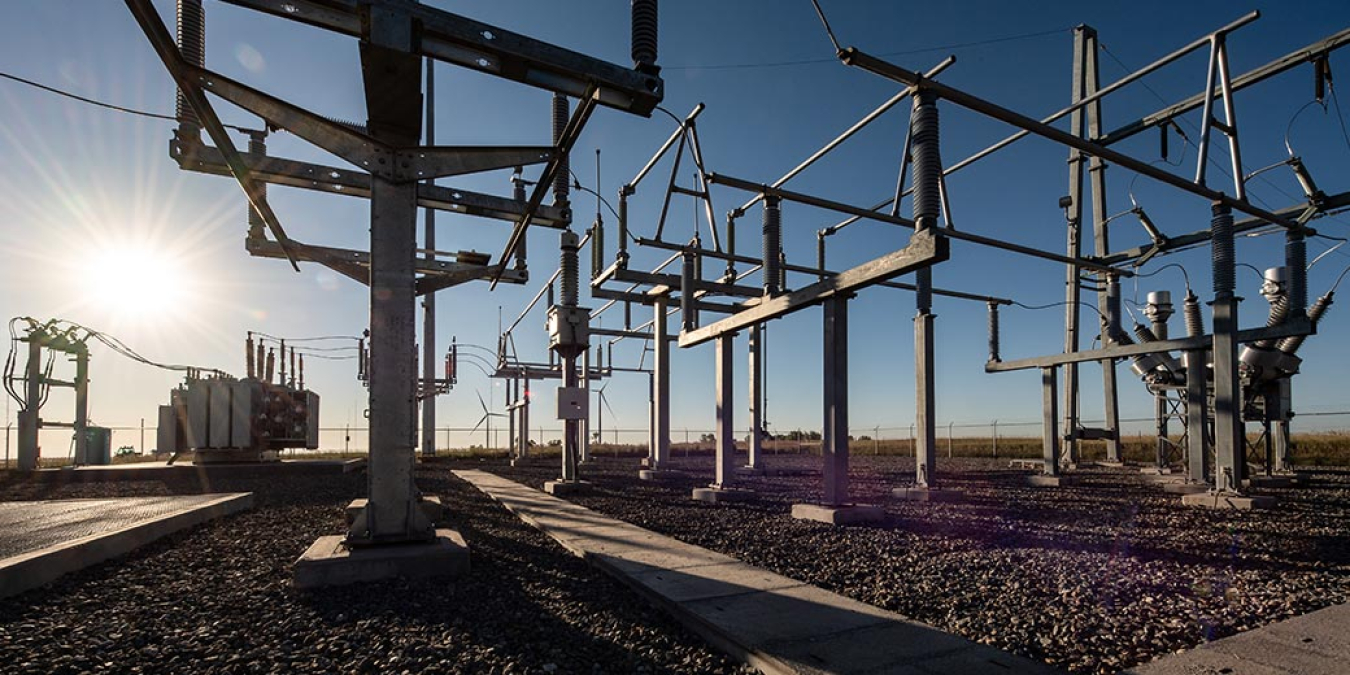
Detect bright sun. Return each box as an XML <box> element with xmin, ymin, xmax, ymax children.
<box><xmin>85</xmin><ymin>245</ymin><xmax>188</xmax><ymax>319</ymax></box>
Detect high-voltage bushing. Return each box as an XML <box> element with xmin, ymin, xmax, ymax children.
<box><xmin>552</xmin><ymin>93</ymin><xmax>570</xmax><ymax>206</ymax></box>
<box><xmin>616</xmin><ymin>185</ymin><xmax>634</xmax><ymax>267</ymax></box>
<box><xmin>1183</xmin><ymin>290</ymin><xmax>1205</xmax><ymax>337</ymax></box>
<box><xmin>762</xmin><ymin>195</ymin><xmax>782</xmax><ymax>296</ymax></box>
<box><xmin>175</xmin><ymin>0</ymin><xmax>204</xmax><ymax>139</ymax></box>
<box><xmin>1278</xmin><ymin>291</ymin><xmax>1333</xmax><ymax>355</ymax></box>
<box><xmin>245</xmin><ymin>131</ymin><xmax>267</xmax><ymax>240</ymax></box>
<box><xmin>1133</xmin><ymin>291</ymin><xmax>1182</xmax><ymax>382</ymax></box>
<box><xmin>1240</xmin><ymin>267</ymin><xmax>1300</xmax><ymax>378</ymax></box>
<box><xmin>1104</xmin><ymin>274</ymin><xmax>1125</xmax><ymax>343</ymax></box>
<box><xmin>630</xmin><ymin>0</ymin><xmax>659</xmax><ymax>73</ymax></box>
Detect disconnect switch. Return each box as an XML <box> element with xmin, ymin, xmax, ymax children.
<box><xmin>556</xmin><ymin>386</ymin><xmax>588</xmax><ymax>420</ymax></box>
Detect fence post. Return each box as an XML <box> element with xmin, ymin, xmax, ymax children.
<box><xmin>908</xmin><ymin>424</ymin><xmax>915</xmax><ymax>453</ymax></box>
<box><xmin>947</xmin><ymin>421</ymin><xmax>953</xmax><ymax>458</ymax></box>
<box><xmin>992</xmin><ymin>419</ymin><xmax>999</xmax><ymax>460</ymax></box>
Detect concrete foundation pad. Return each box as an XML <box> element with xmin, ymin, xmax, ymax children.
<box><xmin>1162</xmin><ymin>482</ymin><xmax>1211</xmax><ymax>495</ymax></box>
<box><xmin>734</xmin><ymin>466</ymin><xmax>766</xmax><ymax>477</ymax></box>
<box><xmin>691</xmin><ymin>487</ymin><xmax>754</xmax><ymax>504</ymax></box>
<box><xmin>292</xmin><ymin>529</ymin><xmax>469</xmax><ymax>589</ymax></box>
<box><xmin>765</xmin><ymin>467</ymin><xmax>815</xmax><ymax>477</ymax></box>
<box><xmin>543</xmin><ymin>480</ymin><xmax>591</xmax><ymax>497</ymax></box>
<box><xmin>0</xmin><ymin>493</ymin><xmax>253</xmax><ymax>598</ymax></box>
<box><xmin>638</xmin><ymin>469</ymin><xmax>680</xmax><ymax>481</ymax></box>
<box><xmin>790</xmin><ymin>503</ymin><xmax>886</xmax><ymax>526</ymax></box>
<box><xmin>1180</xmin><ymin>492</ymin><xmax>1277</xmax><ymax>510</ymax></box>
<box><xmin>891</xmin><ymin>486</ymin><xmax>963</xmax><ymax>503</ymax></box>
<box><xmin>1139</xmin><ymin>466</ymin><xmax>1176</xmax><ymax>476</ymax></box>
<box><xmin>1141</xmin><ymin>473</ymin><xmax>1189</xmax><ymax>484</ymax></box>
<box><xmin>1008</xmin><ymin>459</ymin><xmax>1042</xmax><ymax>470</ymax></box>
<box><xmin>1094</xmin><ymin>460</ymin><xmax>1126</xmax><ymax>468</ymax></box>
<box><xmin>345</xmin><ymin>496</ymin><xmax>443</xmax><ymax>526</ymax></box>
<box><xmin>1026</xmin><ymin>474</ymin><xmax>1077</xmax><ymax>487</ymax></box>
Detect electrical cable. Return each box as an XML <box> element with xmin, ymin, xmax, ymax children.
<box><xmin>0</xmin><ymin>70</ymin><xmax>255</xmax><ymax>133</ymax></box>
<box><xmin>1010</xmin><ymin>299</ymin><xmax>1105</xmax><ymax>321</ymax></box>
<box><xmin>1328</xmin><ymin>79</ymin><xmax>1350</xmax><ymax>155</ymax></box>
<box><xmin>662</xmin><ymin>24</ymin><xmax>1070</xmax><ymax>72</ymax></box>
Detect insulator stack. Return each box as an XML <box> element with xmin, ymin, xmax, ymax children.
<box><xmin>265</xmin><ymin>348</ymin><xmax>276</xmax><ymax>383</ymax></box>
<box><xmin>175</xmin><ymin>0</ymin><xmax>205</xmax><ymax>137</ymax></box>
<box><xmin>246</xmin><ymin>334</ymin><xmax>255</xmax><ymax>379</ymax></box>
<box><xmin>630</xmin><ymin>0</ymin><xmax>658</xmax><ymax>70</ymax></box>
<box><xmin>987</xmin><ymin>302</ymin><xmax>1001</xmax><ymax>362</ymax></box>
<box><xmin>278</xmin><ymin>340</ymin><xmax>287</xmax><ymax>385</ymax></box>
<box><xmin>256</xmin><ymin>342</ymin><xmax>266</xmax><ymax>378</ymax></box>
<box><xmin>1255</xmin><ymin>294</ymin><xmax>1291</xmax><ymax>348</ymax></box>
<box><xmin>1279</xmin><ymin>292</ymin><xmax>1334</xmax><ymax>354</ymax></box>
<box><xmin>289</xmin><ymin>347</ymin><xmax>297</xmax><ymax>388</ymax></box>
<box><xmin>1211</xmin><ymin>202</ymin><xmax>1235</xmax><ymax>298</ymax></box>
<box><xmin>560</xmin><ymin>230</ymin><xmax>579</xmax><ymax>307</ymax></box>
<box><xmin>1133</xmin><ymin>323</ymin><xmax>1158</xmax><ymax>343</ymax></box>
<box><xmin>763</xmin><ymin>196</ymin><xmax>782</xmax><ymax>296</ymax></box>
<box><xmin>617</xmin><ymin>188</ymin><xmax>631</xmax><ymax>266</ymax></box>
<box><xmin>299</xmin><ymin>354</ymin><xmax>305</xmax><ymax>390</ymax></box>
<box><xmin>1286</xmin><ymin>231</ymin><xmax>1308</xmax><ymax>316</ymax></box>
<box><xmin>357</xmin><ymin>338</ymin><xmax>366</xmax><ymax>380</ymax></box>
<box><xmin>1183</xmin><ymin>291</ymin><xmax>1205</xmax><ymax>337</ymax></box>
<box><xmin>552</xmin><ymin>94</ymin><xmax>570</xmax><ymax>206</ymax></box>
<box><xmin>910</xmin><ymin>91</ymin><xmax>942</xmax><ymax>231</ymax></box>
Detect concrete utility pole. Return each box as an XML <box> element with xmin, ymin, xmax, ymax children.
<box><xmin>421</xmin><ymin>57</ymin><xmax>438</xmax><ymax>458</ymax></box>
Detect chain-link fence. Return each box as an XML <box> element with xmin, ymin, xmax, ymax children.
<box><xmin>4</xmin><ymin>411</ymin><xmax>1349</xmax><ymax>467</ymax></box>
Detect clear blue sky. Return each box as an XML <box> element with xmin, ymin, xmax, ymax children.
<box><xmin>3</xmin><ymin>1</ymin><xmax>1350</xmax><ymax>450</ymax></box>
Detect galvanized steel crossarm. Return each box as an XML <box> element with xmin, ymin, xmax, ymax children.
<box><xmin>220</xmin><ymin>0</ymin><xmax>665</xmax><ymax>116</ymax></box>
<box><xmin>679</xmin><ymin>229</ymin><xmax>949</xmax><ymax>347</ymax></box>
<box><xmin>985</xmin><ymin>318</ymin><xmax>1315</xmax><ymax>372</ymax></box>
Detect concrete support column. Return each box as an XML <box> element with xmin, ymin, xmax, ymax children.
<box><xmin>420</xmin><ymin>59</ymin><xmax>437</xmax><ymax>459</ymax></box>
<box><xmin>1272</xmin><ymin>419</ymin><xmax>1290</xmax><ymax>473</ymax></box>
<box><xmin>507</xmin><ymin>377</ymin><xmax>517</xmax><ymax>459</ymax></box>
<box><xmin>653</xmin><ymin>296</ymin><xmax>671</xmax><ymax>469</ymax></box>
<box><xmin>914</xmin><ymin>271</ymin><xmax>937</xmax><ymax>488</ymax></box>
<box><xmin>747</xmin><ymin>324</ymin><xmax>764</xmax><ymax>470</ymax></box>
<box><xmin>1041</xmin><ymin>367</ymin><xmax>1061</xmax><ymax>476</ymax></box>
<box><xmin>822</xmin><ymin>296</ymin><xmax>850</xmax><ymax>506</ymax></box>
<box><xmin>713</xmin><ymin>333</ymin><xmax>736</xmax><ymax>487</ymax></box>
<box><xmin>580</xmin><ymin>347</ymin><xmax>591</xmax><ymax>463</ymax></box>
<box><xmin>1211</xmin><ymin>298</ymin><xmax>1243</xmax><ymax>492</ymax></box>
<box><xmin>1185</xmin><ymin>350</ymin><xmax>1210</xmax><ymax>483</ymax></box>
<box><xmin>520</xmin><ymin>378</ymin><xmax>530</xmax><ymax>458</ymax></box>
<box><xmin>73</xmin><ymin>349</ymin><xmax>89</xmax><ymax>465</ymax></box>
<box><xmin>17</xmin><ymin>339</ymin><xmax>40</xmax><ymax>472</ymax></box>
<box><xmin>561</xmin><ymin>357</ymin><xmax>579</xmax><ymax>481</ymax></box>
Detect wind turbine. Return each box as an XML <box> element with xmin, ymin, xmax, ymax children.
<box><xmin>592</xmin><ymin>381</ymin><xmax>619</xmax><ymax>449</ymax></box>
<box><xmin>470</xmin><ymin>390</ymin><xmax>507</xmax><ymax>450</ymax></box>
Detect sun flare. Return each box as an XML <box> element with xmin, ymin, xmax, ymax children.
<box><xmin>84</xmin><ymin>244</ymin><xmax>189</xmax><ymax>320</ymax></box>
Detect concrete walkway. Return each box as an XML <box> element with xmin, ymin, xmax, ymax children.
<box><xmin>1128</xmin><ymin>602</ymin><xmax>1350</xmax><ymax>675</ymax></box>
<box><xmin>455</xmin><ymin>470</ymin><xmax>1060</xmax><ymax>675</ymax></box>
<box><xmin>0</xmin><ymin>493</ymin><xmax>253</xmax><ymax>598</ymax></box>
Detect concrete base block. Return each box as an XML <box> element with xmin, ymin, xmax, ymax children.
<box><xmin>1180</xmin><ymin>492</ymin><xmax>1277</xmax><ymax>510</ymax></box>
<box><xmin>637</xmin><ymin>468</ymin><xmax>679</xmax><ymax>481</ymax></box>
<box><xmin>1141</xmin><ymin>472</ymin><xmax>1189</xmax><ymax>484</ymax></box>
<box><xmin>891</xmin><ymin>487</ymin><xmax>963</xmax><ymax>503</ymax></box>
<box><xmin>509</xmin><ymin>456</ymin><xmax>532</xmax><ymax>467</ymax></box>
<box><xmin>345</xmin><ymin>496</ymin><xmax>442</xmax><ymax>526</ymax></box>
<box><xmin>1094</xmin><ymin>460</ymin><xmax>1126</xmax><ymax>469</ymax></box>
<box><xmin>1026</xmin><ymin>474</ymin><xmax>1077</xmax><ymax>488</ymax></box>
<box><xmin>1140</xmin><ymin>466</ymin><xmax>1176</xmax><ymax>476</ymax></box>
<box><xmin>1008</xmin><ymin>459</ymin><xmax>1042</xmax><ymax>470</ymax></box>
<box><xmin>293</xmin><ymin>529</ymin><xmax>469</xmax><ymax>589</ymax></box>
<box><xmin>1162</xmin><ymin>482</ymin><xmax>1211</xmax><ymax>495</ymax></box>
<box><xmin>791</xmin><ymin>503</ymin><xmax>886</xmax><ymax>526</ymax></box>
<box><xmin>766</xmin><ymin>467</ymin><xmax>815</xmax><ymax>477</ymax></box>
<box><xmin>543</xmin><ymin>480</ymin><xmax>590</xmax><ymax>497</ymax></box>
<box><xmin>639</xmin><ymin>457</ymin><xmax>654</xmax><ymax>468</ymax></box>
<box><xmin>192</xmin><ymin>449</ymin><xmax>279</xmax><ymax>464</ymax></box>
<box><xmin>734</xmin><ymin>466</ymin><xmax>766</xmax><ymax>477</ymax></box>
<box><xmin>691</xmin><ymin>486</ymin><xmax>754</xmax><ymax>504</ymax></box>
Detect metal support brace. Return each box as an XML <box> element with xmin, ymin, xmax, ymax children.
<box><xmin>580</xmin><ymin>346</ymin><xmax>591</xmax><ymax>463</ymax></box>
<box><xmin>822</xmin><ymin>296</ymin><xmax>850</xmax><ymax>506</ymax></box>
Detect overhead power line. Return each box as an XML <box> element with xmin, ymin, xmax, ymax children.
<box><xmin>0</xmin><ymin>70</ymin><xmax>254</xmax><ymax>133</ymax></box>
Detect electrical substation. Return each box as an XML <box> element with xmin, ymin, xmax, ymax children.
<box><xmin>3</xmin><ymin>1</ymin><xmax>1350</xmax><ymax>673</ymax></box>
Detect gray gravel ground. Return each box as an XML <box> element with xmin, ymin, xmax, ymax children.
<box><xmin>483</xmin><ymin>453</ymin><xmax>1350</xmax><ymax>674</ymax></box>
<box><xmin>0</xmin><ymin>466</ymin><xmax>752</xmax><ymax>675</ymax></box>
